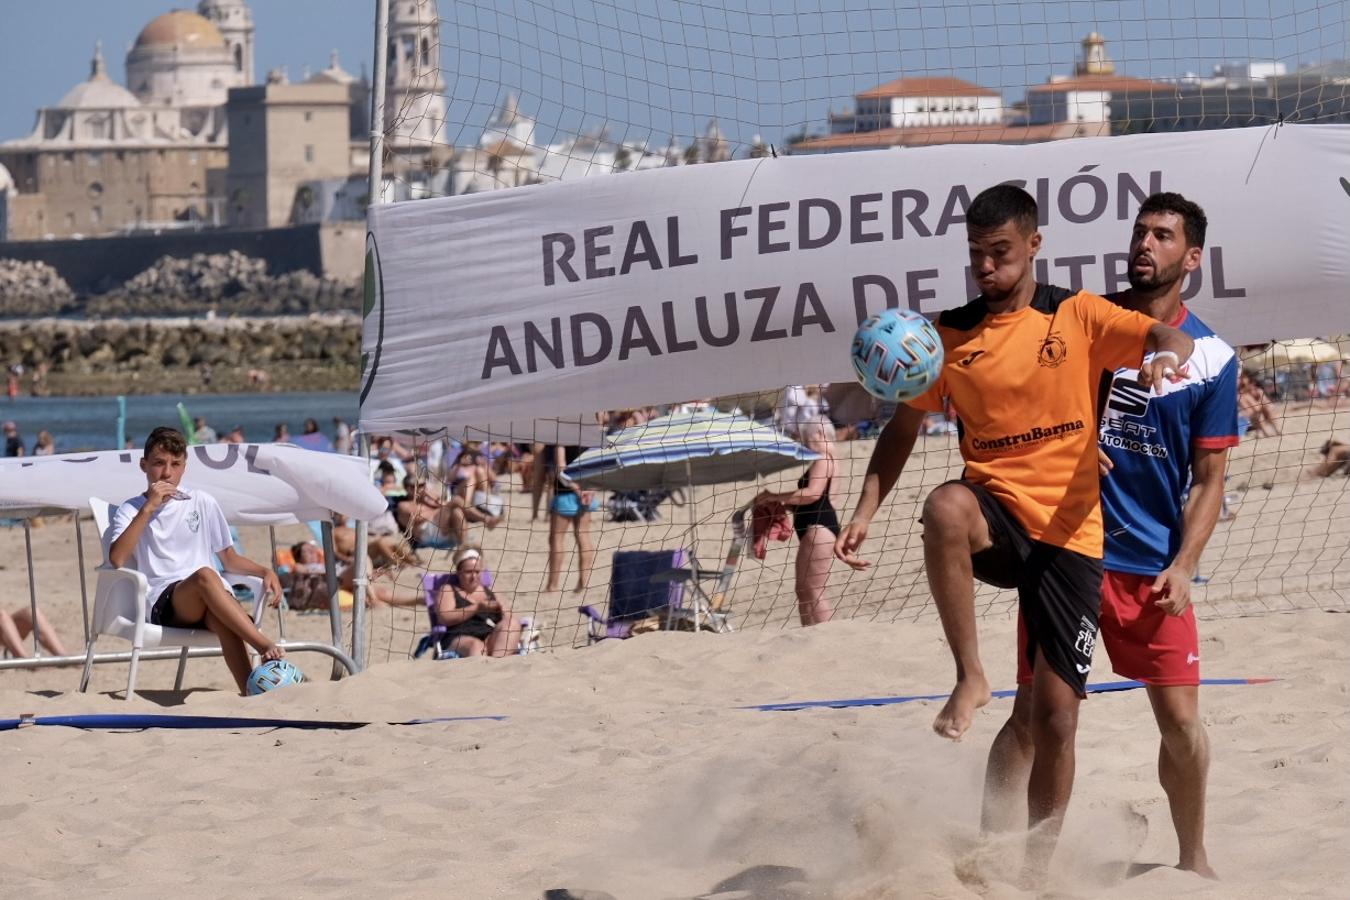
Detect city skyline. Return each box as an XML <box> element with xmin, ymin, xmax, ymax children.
<box><xmin>1</xmin><ymin>0</ymin><xmax>1344</xmax><ymax>155</ymax></box>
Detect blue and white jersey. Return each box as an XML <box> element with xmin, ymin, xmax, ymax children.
<box><xmin>1098</xmin><ymin>307</ymin><xmax>1239</xmax><ymax>575</ymax></box>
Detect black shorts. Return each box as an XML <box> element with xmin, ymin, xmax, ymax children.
<box><xmin>149</xmin><ymin>581</ymin><xmax>207</xmax><ymax>629</ymax></box>
<box><xmin>942</xmin><ymin>479</ymin><xmax>1103</xmax><ymax>697</ymax></box>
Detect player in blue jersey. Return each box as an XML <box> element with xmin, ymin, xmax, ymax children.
<box><xmin>982</xmin><ymin>193</ymin><xmax>1233</xmax><ymax>880</ymax></box>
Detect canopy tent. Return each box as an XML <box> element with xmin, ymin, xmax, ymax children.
<box><xmin>1240</xmin><ymin>338</ymin><xmax>1346</xmax><ymax>370</ymax></box>
<box><xmin>0</xmin><ymin>444</ymin><xmax>386</xmax><ymax>525</ymax></box>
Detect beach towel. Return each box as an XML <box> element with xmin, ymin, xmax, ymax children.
<box><xmin>751</xmin><ymin>501</ymin><xmax>792</xmax><ymax>560</ymax></box>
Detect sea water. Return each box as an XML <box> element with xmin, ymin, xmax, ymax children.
<box><xmin>2</xmin><ymin>391</ymin><xmax>359</xmax><ymax>453</ymax></box>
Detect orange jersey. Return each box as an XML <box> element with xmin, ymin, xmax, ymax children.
<box><xmin>911</xmin><ymin>284</ymin><xmax>1155</xmax><ymax>557</ymax></box>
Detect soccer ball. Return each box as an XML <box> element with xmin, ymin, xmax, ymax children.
<box><xmin>246</xmin><ymin>659</ymin><xmax>306</xmax><ymax>695</ymax></box>
<box><xmin>850</xmin><ymin>309</ymin><xmax>944</xmax><ymax>403</ymax></box>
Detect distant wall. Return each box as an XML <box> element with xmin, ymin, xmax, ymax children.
<box><xmin>317</xmin><ymin>223</ymin><xmax>365</xmax><ymax>282</ymax></box>
<box><xmin>0</xmin><ymin>223</ymin><xmax>359</xmax><ymax>293</ymax></box>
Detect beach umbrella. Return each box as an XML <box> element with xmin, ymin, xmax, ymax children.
<box><xmin>564</xmin><ymin>410</ymin><xmax>819</xmax><ymax>492</ymax></box>
<box><xmin>1240</xmin><ymin>338</ymin><xmax>1345</xmax><ymax>369</ymax></box>
<box><xmin>565</xmin><ymin>411</ymin><xmax>818</xmax><ymax>634</ymax></box>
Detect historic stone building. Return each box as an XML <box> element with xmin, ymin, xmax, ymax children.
<box><xmin>225</xmin><ymin>81</ymin><xmax>354</xmax><ymax>228</ymax></box>
<box><xmin>0</xmin><ymin>1</ymin><xmax>370</xmax><ymax>241</ymax></box>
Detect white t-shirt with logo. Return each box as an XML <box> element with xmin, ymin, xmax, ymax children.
<box><xmin>111</xmin><ymin>488</ymin><xmax>234</xmax><ymax>619</ymax></box>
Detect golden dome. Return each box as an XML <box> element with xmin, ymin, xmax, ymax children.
<box><xmin>134</xmin><ymin>10</ymin><xmax>226</xmax><ymax>49</ymax></box>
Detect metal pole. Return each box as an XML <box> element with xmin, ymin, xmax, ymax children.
<box><xmin>268</xmin><ymin>525</ymin><xmax>286</xmax><ymax>640</ymax></box>
<box><xmin>321</xmin><ymin>520</ymin><xmax>345</xmax><ymax>679</ymax></box>
<box><xmin>116</xmin><ymin>395</ymin><xmax>126</xmax><ymax>451</ymax></box>
<box><xmin>351</xmin><ymin>434</ymin><xmax>371</xmax><ymax>670</ymax></box>
<box><xmin>74</xmin><ymin>513</ymin><xmax>92</xmax><ymax>644</ymax></box>
<box><xmin>368</xmin><ymin>0</ymin><xmax>390</xmax><ymax>206</ymax></box>
<box><xmin>351</xmin><ymin>0</ymin><xmax>389</xmax><ymax>671</ymax></box>
<box><xmin>23</xmin><ymin>519</ymin><xmax>41</xmax><ymax>656</ymax></box>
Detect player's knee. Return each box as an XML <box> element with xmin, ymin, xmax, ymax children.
<box><xmin>1031</xmin><ymin>705</ymin><xmax>1078</xmax><ymax>746</ymax></box>
<box><xmin>921</xmin><ymin>485</ymin><xmax>977</xmax><ymax>536</ymax></box>
<box><xmin>1157</xmin><ymin>706</ymin><xmax>1205</xmax><ymax>748</ymax></box>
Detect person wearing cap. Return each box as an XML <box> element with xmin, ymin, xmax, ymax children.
<box><xmin>433</xmin><ymin>546</ymin><xmax>522</xmax><ymax>657</ymax></box>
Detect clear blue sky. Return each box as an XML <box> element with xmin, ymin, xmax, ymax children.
<box><xmin>2</xmin><ymin>0</ymin><xmax>1345</xmax><ymax>152</ymax></box>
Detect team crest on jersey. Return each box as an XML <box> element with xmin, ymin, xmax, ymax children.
<box><xmin>186</xmin><ymin>510</ymin><xmax>201</xmax><ymax>533</ymax></box>
<box><xmin>1037</xmin><ymin>333</ymin><xmax>1067</xmax><ymax>368</ymax></box>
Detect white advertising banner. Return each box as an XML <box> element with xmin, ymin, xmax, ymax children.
<box><xmin>361</xmin><ymin>125</ymin><xmax>1350</xmax><ymax>437</ymax></box>
<box><xmin>0</xmin><ymin>444</ymin><xmax>386</xmax><ymax>525</ymax></box>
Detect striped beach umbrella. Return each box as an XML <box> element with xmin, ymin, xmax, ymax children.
<box><xmin>563</xmin><ymin>411</ymin><xmax>819</xmax><ymax>492</ymax></box>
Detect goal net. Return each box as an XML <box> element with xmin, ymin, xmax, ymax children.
<box><xmin>357</xmin><ymin>0</ymin><xmax>1349</xmax><ymax>665</ymax></box>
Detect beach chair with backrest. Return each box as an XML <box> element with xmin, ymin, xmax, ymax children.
<box><xmin>579</xmin><ymin>505</ymin><xmax>749</xmax><ymax>641</ymax></box>
<box><xmin>412</xmin><ymin>569</ymin><xmax>494</xmax><ymax>659</ymax></box>
<box><xmin>578</xmin><ymin>548</ymin><xmax>693</xmax><ymax>641</ymax></box>
<box><xmin>79</xmin><ymin>497</ymin><xmax>267</xmax><ymax>699</ymax></box>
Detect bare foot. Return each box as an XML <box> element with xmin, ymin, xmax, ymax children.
<box><xmin>932</xmin><ymin>674</ymin><xmax>992</xmax><ymax>740</ymax></box>
<box><xmin>572</xmin><ymin>581</ymin><xmax>588</xmax><ymax>595</ymax></box>
<box><xmin>260</xmin><ymin>642</ymin><xmax>286</xmax><ymax>662</ymax></box>
<box><xmin>1179</xmin><ymin>858</ymin><xmax>1218</xmax><ymax>880</ymax></box>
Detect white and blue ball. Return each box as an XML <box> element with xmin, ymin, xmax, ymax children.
<box><xmin>246</xmin><ymin>659</ymin><xmax>306</xmax><ymax>695</ymax></box>
<box><xmin>850</xmin><ymin>308</ymin><xmax>944</xmax><ymax>403</ymax></box>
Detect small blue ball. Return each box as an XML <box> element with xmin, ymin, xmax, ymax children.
<box><xmin>246</xmin><ymin>659</ymin><xmax>306</xmax><ymax>696</ymax></box>
<box><xmin>850</xmin><ymin>309</ymin><xmax>944</xmax><ymax>403</ymax></box>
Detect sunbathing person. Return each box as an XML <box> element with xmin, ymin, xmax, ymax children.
<box><xmin>434</xmin><ymin>547</ymin><xmax>521</xmax><ymax>657</ymax></box>
<box><xmin>0</xmin><ymin>605</ymin><xmax>68</xmax><ymax>659</ymax></box>
<box><xmin>1305</xmin><ymin>437</ymin><xmax>1349</xmax><ymax>478</ymax></box>
<box><xmin>395</xmin><ymin>476</ymin><xmax>467</xmax><ymax>549</ymax></box>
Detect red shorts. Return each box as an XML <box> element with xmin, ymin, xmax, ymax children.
<box><xmin>1016</xmin><ymin>570</ymin><xmax>1200</xmax><ymax>687</ymax></box>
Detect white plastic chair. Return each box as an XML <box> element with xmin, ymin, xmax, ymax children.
<box><xmin>79</xmin><ymin>497</ymin><xmax>265</xmax><ymax>699</ymax></box>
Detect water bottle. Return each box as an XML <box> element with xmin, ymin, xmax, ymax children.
<box><xmin>517</xmin><ymin>617</ymin><xmax>532</xmax><ymax>655</ymax></box>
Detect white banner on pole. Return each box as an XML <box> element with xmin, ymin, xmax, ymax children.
<box><xmin>361</xmin><ymin>125</ymin><xmax>1350</xmax><ymax>437</ymax></box>
<box><xmin>0</xmin><ymin>444</ymin><xmax>386</xmax><ymax>525</ymax></box>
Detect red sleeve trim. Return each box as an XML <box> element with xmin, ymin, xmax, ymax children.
<box><xmin>1193</xmin><ymin>436</ymin><xmax>1239</xmax><ymax>449</ymax></box>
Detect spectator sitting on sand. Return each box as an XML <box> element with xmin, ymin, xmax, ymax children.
<box><xmin>1305</xmin><ymin>437</ymin><xmax>1349</xmax><ymax>478</ymax></box>
<box><xmin>447</xmin><ymin>449</ymin><xmax>501</xmax><ymax>525</ymax></box>
<box><xmin>1238</xmin><ymin>371</ymin><xmax>1280</xmax><ymax>438</ymax></box>
<box><xmin>0</xmin><ymin>606</ymin><xmax>68</xmax><ymax>659</ymax></box>
<box><xmin>396</xmin><ymin>475</ymin><xmax>467</xmax><ymax>548</ymax></box>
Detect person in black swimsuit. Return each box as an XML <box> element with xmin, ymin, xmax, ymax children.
<box><xmin>754</xmin><ymin>414</ymin><xmax>841</xmax><ymax>625</ymax></box>
<box><xmin>434</xmin><ymin>547</ymin><xmax>521</xmax><ymax>657</ymax></box>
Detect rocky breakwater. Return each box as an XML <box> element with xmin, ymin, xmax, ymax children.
<box><xmin>0</xmin><ymin>315</ymin><xmax>361</xmax><ymax>395</ymax></box>
<box><xmin>0</xmin><ymin>251</ymin><xmax>363</xmax><ymax>394</ymax></box>
<box><xmin>0</xmin><ymin>259</ymin><xmax>79</xmax><ymax>317</ymax></box>
<box><xmin>85</xmin><ymin>251</ymin><xmax>359</xmax><ymax>317</ymax></box>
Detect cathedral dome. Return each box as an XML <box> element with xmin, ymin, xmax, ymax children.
<box><xmin>309</xmin><ymin>50</ymin><xmax>357</xmax><ymax>85</ymax></box>
<box><xmin>135</xmin><ymin>10</ymin><xmax>226</xmax><ymax>49</ymax></box>
<box><xmin>58</xmin><ymin>44</ymin><xmax>141</xmax><ymax>109</ymax></box>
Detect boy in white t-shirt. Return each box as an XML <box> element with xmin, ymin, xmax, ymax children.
<box><xmin>109</xmin><ymin>427</ymin><xmax>285</xmax><ymax>694</ymax></box>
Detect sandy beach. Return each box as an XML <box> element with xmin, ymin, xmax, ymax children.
<box><xmin>0</xmin><ymin>403</ymin><xmax>1346</xmax><ymax>897</ymax></box>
